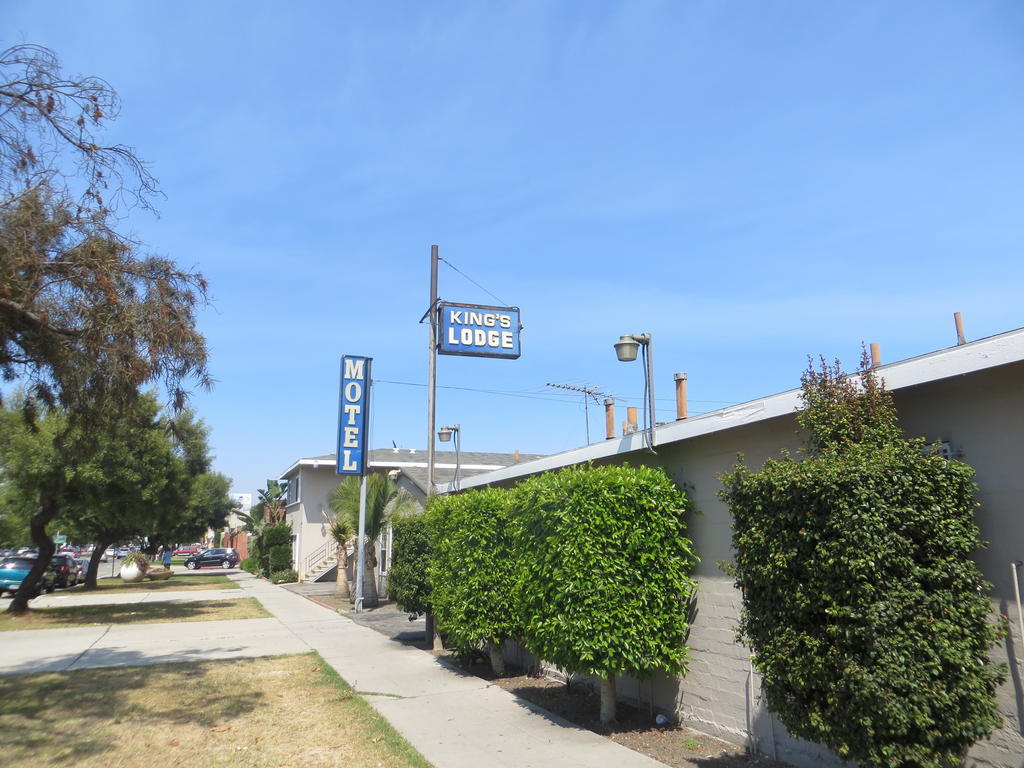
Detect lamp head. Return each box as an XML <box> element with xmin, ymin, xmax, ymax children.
<box><xmin>614</xmin><ymin>334</ymin><xmax>640</xmax><ymax>362</ymax></box>
<box><xmin>438</xmin><ymin>426</ymin><xmax>452</xmax><ymax>442</ymax></box>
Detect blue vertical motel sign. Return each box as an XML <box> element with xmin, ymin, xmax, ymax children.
<box><xmin>337</xmin><ymin>355</ymin><xmax>371</xmax><ymax>475</ymax></box>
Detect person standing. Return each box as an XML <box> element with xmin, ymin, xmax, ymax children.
<box><xmin>162</xmin><ymin>546</ymin><xmax>173</xmax><ymax>570</ymax></box>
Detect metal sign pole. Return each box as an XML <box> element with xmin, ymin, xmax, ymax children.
<box><xmin>426</xmin><ymin>245</ymin><xmax>439</xmax><ymax>496</ymax></box>
<box><xmin>354</xmin><ymin>474</ymin><xmax>368</xmax><ymax>612</ymax></box>
<box><xmin>338</xmin><ymin>354</ymin><xmax>372</xmax><ymax>612</ymax></box>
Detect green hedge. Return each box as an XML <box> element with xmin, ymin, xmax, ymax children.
<box><xmin>721</xmin><ymin>358</ymin><xmax>1005</xmax><ymax>768</ymax></box>
<box><xmin>260</xmin><ymin>523</ymin><xmax>292</xmax><ymax>577</ymax></box>
<box><xmin>515</xmin><ymin>464</ymin><xmax>698</xmax><ymax>685</ymax></box>
<box><xmin>427</xmin><ymin>487</ymin><xmax>521</xmax><ymax>672</ymax></box>
<box><xmin>387</xmin><ymin>513</ymin><xmax>432</xmax><ymax>615</ymax></box>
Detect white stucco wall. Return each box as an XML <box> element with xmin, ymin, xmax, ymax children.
<box><xmin>285</xmin><ymin>465</ymin><xmax>343</xmax><ymax>579</ymax></box>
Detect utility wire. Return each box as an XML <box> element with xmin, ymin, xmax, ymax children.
<box><xmin>373</xmin><ymin>378</ymin><xmax>731</xmax><ymax>416</ymax></box>
<box><xmin>438</xmin><ymin>256</ymin><xmax>511</xmax><ymax>307</ymax></box>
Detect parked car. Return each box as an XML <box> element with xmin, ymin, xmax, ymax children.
<box><xmin>184</xmin><ymin>548</ymin><xmax>240</xmax><ymax>570</ymax></box>
<box><xmin>0</xmin><ymin>556</ymin><xmax>57</xmax><ymax>596</ymax></box>
<box><xmin>173</xmin><ymin>544</ymin><xmax>202</xmax><ymax>556</ymax></box>
<box><xmin>50</xmin><ymin>553</ymin><xmax>81</xmax><ymax>588</ymax></box>
<box><xmin>75</xmin><ymin>557</ymin><xmax>93</xmax><ymax>582</ymax></box>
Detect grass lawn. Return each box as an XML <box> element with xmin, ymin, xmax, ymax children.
<box><xmin>0</xmin><ymin>597</ymin><xmax>269</xmax><ymax>630</ymax></box>
<box><xmin>85</xmin><ymin>573</ymin><xmax>240</xmax><ymax>593</ymax></box>
<box><xmin>0</xmin><ymin>653</ymin><xmax>432</xmax><ymax>768</ymax></box>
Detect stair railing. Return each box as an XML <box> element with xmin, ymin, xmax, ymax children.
<box><xmin>302</xmin><ymin>539</ymin><xmax>336</xmax><ymax>581</ymax></box>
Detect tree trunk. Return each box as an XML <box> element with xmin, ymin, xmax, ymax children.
<box><xmin>358</xmin><ymin>540</ymin><xmax>379</xmax><ymax>608</ymax></box>
<box><xmin>83</xmin><ymin>537</ymin><xmax>113</xmax><ymax>590</ymax></box>
<box><xmin>7</xmin><ymin>489</ymin><xmax>58</xmax><ymax>614</ymax></box>
<box><xmin>425</xmin><ymin>613</ymin><xmax>444</xmax><ymax>650</ymax></box>
<box><xmin>600</xmin><ymin>676</ymin><xmax>618</xmax><ymax>726</ymax></box>
<box><xmin>487</xmin><ymin>640</ymin><xmax>506</xmax><ymax>677</ymax></box>
<box><xmin>334</xmin><ymin>541</ymin><xmax>350</xmax><ymax>599</ymax></box>
<box><xmin>423</xmin><ymin>613</ymin><xmax>435</xmax><ymax>649</ymax></box>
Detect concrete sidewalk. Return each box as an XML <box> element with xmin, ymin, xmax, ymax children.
<box><xmin>2</xmin><ymin>571</ymin><xmax>667</xmax><ymax>768</ymax></box>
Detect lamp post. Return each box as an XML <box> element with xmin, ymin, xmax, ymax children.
<box><xmin>437</xmin><ymin>424</ymin><xmax>461</xmax><ymax>491</ymax></box>
<box><xmin>614</xmin><ymin>333</ymin><xmax>656</xmax><ymax>452</ymax></box>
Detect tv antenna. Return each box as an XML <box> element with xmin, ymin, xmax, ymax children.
<box><xmin>546</xmin><ymin>382</ymin><xmax>614</xmax><ymax>445</ymax></box>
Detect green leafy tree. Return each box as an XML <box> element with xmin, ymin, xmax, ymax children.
<box><xmin>720</xmin><ymin>356</ymin><xmax>1005</xmax><ymax>768</ymax></box>
<box><xmin>2</xmin><ymin>393</ymin><xmax>224</xmax><ymax>590</ymax></box>
<box><xmin>330</xmin><ymin>474</ymin><xmax>412</xmax><ymax>608</ymax></box>
<box><xmin>427</xmin><ymin>488</ymin><xmax>521</xmax><ymax>675</ymax></box>
<box><xmin>387</xmin><ymin>512</ymin><xmax>432</xmax><ymax>617</ymax></box>
<box><xmin>0</xmin><ymin>46</ymin><xmax>209</xmax><ymax>610</ymax></box>
<box><xmin>58</xmin><ymin>393</ymin><xmax>180</xmax><ymax>587</ymax></box>
<box><xmin>262</xmin><ymin>523</ymin><xmax>292</xmax><ymax>577</ymax></box>
<box><xmin>515</xmin><ymin>463</ymin><xmax>699</xmax><ymax>724</ymax></box>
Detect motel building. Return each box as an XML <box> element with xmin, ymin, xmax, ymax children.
<box><xmin>452</xmin><ymin>327</ymin><xmax>1024</xmax><ymax>768</ymax></box>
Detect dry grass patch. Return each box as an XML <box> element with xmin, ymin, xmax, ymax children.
<box><xmin>0</xmin><ymin>653</ymin><xmax>432</xmax><ymax>768</ymax></box>
<box><xmin>0</xmin><ymin>597</ymin><xmax>269</xmax><ymax>630</ymax></box>
<box><xmin>80</xmin><ymin>573</ymin><xmax>240</xmax><ymax>593</ymax></box>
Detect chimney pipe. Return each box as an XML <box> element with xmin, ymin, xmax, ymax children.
<box><xmin>674</xmin><ymin>372</ymin><xmax>688</xmax><ymax>420</ymax></box>
<box><xmin>604</xmin><ymin>398</ymin><xmax>615</xmax><ymax>440</ymax></box>
<box><xmin>954</xmin><ymin>312</ymin><xmax>967</xmax><ymax>345</ymax></box>
<box><xmin>870</xmin><ymin>343</ymin><xmax>881</xmax><ymax>367</ymax></box>
<box><xmin>626</xmin><ymin>406</ymin><xmax>638</xmax><ymax>435</ymax></box>
<box><xmin>513</xmin><ymin>449</ymin><xmax>520</xmax><ymax>462</ymax></box>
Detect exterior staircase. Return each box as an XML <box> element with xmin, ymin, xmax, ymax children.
<box><xmin>302</xmin><ymin>540</ymin><xmax>340</xmax><ymax>583</ymax></box>
<box><xmin>307</xmin><ymin>558</ymin><xmax>338</xmax><ymax>583</ymax></box>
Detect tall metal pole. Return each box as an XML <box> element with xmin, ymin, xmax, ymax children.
<box><xmin>645</xmin><ymin>337</ymin><xmax>656</xmax><ymax>451</ymax></box>
<box><xmin>426</xmin><ymin>245</ymin><xmax>439</xmax><ymax>496</ymax></box>
<box><xmin>354</xmin><ymin>474</ymin><xmax>368</xmax><ymax>612</ymax></box>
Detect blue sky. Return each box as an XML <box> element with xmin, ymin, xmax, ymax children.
<box><xmin>6</xmin><ymin>2</ymin><xmax>1023</xmax><ymax>497</ymax></box>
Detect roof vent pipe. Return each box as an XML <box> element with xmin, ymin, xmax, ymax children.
<box><xmin>870</xmin><ymin>343</ymin><xmax>881</xmax><ymax>367</ymax></box>
<box><xmin>674</xmin><ymin>373</ymin><xmax>688</xmax><ymax>420</ymax></box>
<box><xmin>604</xmin><ymin>398</ymin><xmax>615</xmax><ymax>440</ymax></box>
<box><xmin>626</xmin><ymin>406</ymin><xmax>639</xmax><ymax>435</ymax></box>
<box><xmin>954</xmin><ymin>312</ymin><xmax>967</xmax><ymax>345</ymax></box>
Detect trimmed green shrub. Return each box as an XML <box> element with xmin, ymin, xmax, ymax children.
<box><xmin>515</xmin><ymin>463</ymin><xmax>698</xmax><ymax>723</ymax></box>
<box><xmin>387</xmin><ymin>512</ymin><xmax>432</xmax><ymax>616</ymax></box>
<box><xmin>240</xmin><ymin>556</ymin><xmax>259</xmax><ymax>574</ymax></box>
<box><xmin>270</xmin><ymin>569</ymin><xmax>298</xmax><ymax>584</ymax></box>
<box><xmin>427</xmin><ymin>487</ymin><xmax>521</xmax><ymax>675</ymax></box>
<box><xmin>721</xmin><ymin>357</ymin><xmax>1005</xmax><ymax>768</ymax></box>
<box><xmin>261</xmin><ymin>523</ymin><xmax>292</xmax><ymax>577</ymax></box>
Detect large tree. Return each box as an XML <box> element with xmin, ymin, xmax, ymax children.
<box><xmin>0</xmin><ymin>45</ymin><xmax>210</xmax><ymax>610</ymax></box>
<box><xmin>1</xmin><ymin>394</ymin><xmax>227</xmax><ymax>590</ymax></box>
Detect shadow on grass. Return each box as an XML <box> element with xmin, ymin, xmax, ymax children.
<box><xmin>0</xmin><ymin>657</ymin><xmax>270</xmax><ymax>762</ymax></box>
<box><xmin>0</xmin><ymin>598</ymin><xmax>268</xmax><ymax>630</ymax></box>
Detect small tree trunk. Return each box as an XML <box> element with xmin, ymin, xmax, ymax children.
<box><xmin>600</xmin><ymin>676</ymin><xmax>618</xmax><ymax>726</ymax></box>
<box><xmin>362</xmin><ymin>562</ymin><xmax>379</xmax><ymax>608</ymax></box>
<box><xmin>487</xmin><ymin>640</ymin><xmax>506</xmax><ymax>677</ymax></box>
<box><xmin>334</xmin><ymin>542</ymin><xmax>350</xmax><ymax>599</ymax></box>
<box><xmin>425</xmin><ymin>613</ymin><xmax>444</xmax><ymax>650</ymax></box>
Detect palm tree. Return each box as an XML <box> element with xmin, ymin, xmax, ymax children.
<box><xmin>330</xmin><ymin>473</ymin><xmax>412</xmax><ymax>608</ymax></box>
<box><xmin>254</xmin><ymin>480</ymin><xmax>287</xmax><ymax>524</ymax></box>
<box><xmin>329</xmin><ymin>513</ymin><xmax>353</xmax><ymax>599</ymax></box>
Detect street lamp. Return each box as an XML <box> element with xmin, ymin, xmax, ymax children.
<box><xmin>614</xmin><ymin>333</ymin><xmax>656</xmax><ymax>452</ymax></box>
<box><xmin>437</xmin><ymin>424</ymin><xmax>462</xmax><ymax>491</ymax></box>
